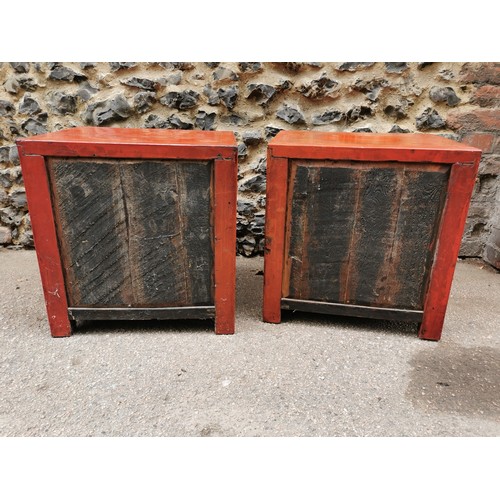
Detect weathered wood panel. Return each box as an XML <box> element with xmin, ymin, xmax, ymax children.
<box><xmin>344</xmin><ymin>167</ymin><xmax>400</xmax><ymax>306</ymax></box>
<box><xmin>284</xmin><ymin>164</ymin><xmax>310</xmax><ymax>299</ymax></box>
<box><xmin>283</xmin><ymin>161</ymin><xmax>449</xmax><ymax>311</ymax></box>
<box><xmin>49</xmin><ymin>160</ymin><xmax>129</xmax><ymax>306</ymax></box>
<box><xmin>180</xmin><ymin>163</ymin><xmax>214</xmax><ymax>305</ymax></box>
<box><xmin>48</xmin><ymin>158</ymin><xmax>213</xmax><ymax>308</ymax></box>
<box><xmin>284</xmin><ymin>164</ymin><xmax>358</xmax><ymax>302</ymax></box>
<box><xmin>390</xmin><ymin>169</ymin><xmax>448</xmax><ymax>309</ymax></box>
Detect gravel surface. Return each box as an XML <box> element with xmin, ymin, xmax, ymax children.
<box><xmin>0</xmin><ymin>249</ymin><xmax>498</xmax><ymax>436</ymax></box>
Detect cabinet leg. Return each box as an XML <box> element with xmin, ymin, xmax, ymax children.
<box><xmin>418</xmin><ymin>312</ymin><xmax>443</xmax><ymax>341</ymax></box>
<box><xmin>49</xmin><ymin>314</ymin><xmax>72</xmax><ymax>337</ymax></box>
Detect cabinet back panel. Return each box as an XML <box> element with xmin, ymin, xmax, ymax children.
<box><xmin>283</xmin><ymin>161</ymin><xmax>449</xmax><ymax>310</ymax></box>
<box><xmin>48</xmin><ymin>159</ymin><xmax>213</xmax><ymax>307</ymax></box>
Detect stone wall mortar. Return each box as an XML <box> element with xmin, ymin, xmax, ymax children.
<box><xmin>0</xmin><ymin>62</ymin><xmax>498</xmax><ymax>267</ymax></box>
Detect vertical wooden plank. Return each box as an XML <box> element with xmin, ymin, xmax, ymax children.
<box><xmin>120</xmin><ymin>160</ymin><xmax>188</xmax><ymax>306</ymax></box>
<box><xmin>419</xmin><ymin>162</ymin><xmax>479</xmax><ymax>341</ymax></box>
<box><xmin>309</xmin><ymin>166</ymin><xmax>358</xmax><ymax>303</ymax></box>
<box><xmin>18</xmin><ymin>152</ymin><xmax>72</xmax><ymax>337</ymax></box>
<box><xmin>283</xmin><ymin>163</ymin><xmax>311</xmax><ymax>300</ymax></box>
<box><xmin>391</xmin><ymin>168</ymin><xmax>449</xmax><ymax>309</ymax></box>
<box><xmin>339</xmin><ymin>168</ymin><xmax>363</xmax><ymax>303</ymax></box>
<box><xmin>214</xmin><ymin>156</ymin><xmax>237</xmax><ymax>334</ymax></box>
<box><xmin>263</xmin><ymin>154</ymin><xmax>288</xmax><ymax>323</ymax></box>
<box><xmin>49</xmin><ymin>159</ymin><xmax>132</xmax><ymax>306</ymax></box>
<box><xmin>285</xmin><ymin>163</ymin><xmax>358</xmax><ymax>303</ymax></box>
<box><xmin>281</xmin><ymin>162</ymin><xmax>298</xmax><ymax>299</ymax></box>
<box><xmin>370</xmin><ymin>168</ymin><xmax>406</xmax><ymax>307</ymax></box>
<box><xmin>177</xmin><ymin>161</ymin><xmax>214</xmax><ymax>305</ymax></box>
<box><xmin>344</xmin><ymin>167</ymin><xmax>399</xmax><ymax>306</ymax></box>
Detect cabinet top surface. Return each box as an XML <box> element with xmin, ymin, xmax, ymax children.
<box><xmin>269</xmin><ymin>131</ymin><xmax>481</xmax><ymax>156</ymax></box>
<box><xmin>17</xmin><ymin>126</ymin><xmax>237</xmax><ymax>148</ymax></box>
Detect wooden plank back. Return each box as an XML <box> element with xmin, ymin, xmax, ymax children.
<box><xmin>48</xmin><ymin>158</ymin><xmax>213</xmax><ymax>308</ymax></box>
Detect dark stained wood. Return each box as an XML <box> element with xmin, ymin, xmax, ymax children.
<box><xmin>284</xmin><ymin>163</ymin><xmax>358</xmax><ymax>302</ymax></box>
<box><xmin>178</xmin><ymin>162</ymin><xmax>214</xmax><ymax>305</ymax></box>
<box><xmin>49</xmin><ymin>159</ymin><xmax>131</xmax><ymax>306</ymax></box>
<box><xmin>18</xmin><ymin>153</ymin><xmax>72</xmax><ymax>337</ymax></box>
<box><xmin>281</xmin><ymin>298</ymin><xmax>423</xmax><ymax>322</ymax></box>
<box><xmin>344</xmin><ymin>167</ymin><xmax>399</xmax><ymax>306</ymax></box>
<box><xmin>284</xmin><ymin>163</ymin><xmax>311</xmax><ymax>300</ymax></box>
<box><xmin>122</xmin><ymin>160</ymin><xmax>213</xmax><ymax>306</ymax></box>
<box><xmin>269</xmin><ymin>131</ymin><xmax>481</xmax><ymax>164</ymax></box>
<box><xmin>120</xmin><ymin>160</ymin><xmax>185</xmax><ymax>305</ymax></box>
<box><xmin>213</xmin><ymin>157</ymin><xmax>237</xmax><ymax>334</ymax></box>
<box><xmin>283</xmin><ymin>161</ymin><xmax>449</xmax><ymax>311</ymax></box>
<box><xmin>262</xmin><ymin>155</ymin><xmax>289</xmax><ymax>323</ymax></box>
<box><xmin>48</xmin><ymin>158</ymin><xmax>213</xmax><ymax>308</ymax></box>
<box><xmin>419</xmin><ymin>162</ymin><xmax>480</xmax><ymax>340</ymax></box>
<box><xmin>68</xmin><ymin>306</ymin><xmax>215</xmax><ymax>321</ymax></box>
<box><xmin>389</xmin><ymin>168</ymin><xmax>449</xmax><ymax>309</ymax></box>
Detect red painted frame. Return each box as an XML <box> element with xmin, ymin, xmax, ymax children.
<box><xmin>17</xmin><ymin>127</ymin><xmax>237</xmax><ymax>336</ymax></box>
<box><xmin>263</xmin><ymin>131</ymin><xmax>482</xmax><ymax>341</ymax></box>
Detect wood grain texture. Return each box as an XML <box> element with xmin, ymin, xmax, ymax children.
<box><xmin>180</xmin><ymin>162</ymin><xmax>215</xmax><ymax>305</ymax></box>
<box><xmin>283</xmin><ymin>161</ymin><xmax>449</xmax><ymax>311</ymax></box>
<box><xmin>18</xmin><ymin>153</ymin><xmax>72</xmax><ymax>337</ymax></box>
<box><xmin>285</xmin><ymin>164</ymin><xmax>357</xmax><ymax>302</ymax></box>
<box><xmin>344</xmin><ymin>167</ymin><xmax>399</xmax><ymax>306</ymax></box>
<box><xmin>48</xmin><ymin>158</ymin><xmax>213</xmax><ymax>308</ymax></box>
<box><xmin>265</xmin><ymin>131</ymin><xmax>481</xmax><ymax>339</ymax></box>
<box><xmin>49</xmin><ymin>159</ymin><xmax>130</xmax><ymax>306</ymax></box>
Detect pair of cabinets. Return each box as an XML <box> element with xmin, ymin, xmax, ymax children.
<box><xmin>17</xmin><ymin>127</ymin><xmax>481</xmax><ymax>341</ymax></box>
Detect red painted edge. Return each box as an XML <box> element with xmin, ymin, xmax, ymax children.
<box><xmin>16</xmin><ymin>126</ymin><xmax>237</xmax><ymax>146</ymax></box>
<box><xmin>419</xmin><ymin>160</ymin><xmax>480</xmax><ymax>340</ymax></box>
<box><xmin>214</xmin><ymin>156</ymin><xmax>237</xmax><ymax>334</ymax></box>
<box><xmin>17</xmin><ymin>141</ymin><xmax>235</xmax><ymax>160</ymax></box>
<box><xmin>18</xmin><ymin>151</ymin><xmax>72</xmax><ymax>337</ymax></box>
<box><xmin>262</xmin><ymin>154</ymin><xmax>289</xmax><ymax>324</ymax></box>
<box><xmin>270</xmin><ymin>144</ymin><xmax>480</xmax><ymax>164</ymax></box>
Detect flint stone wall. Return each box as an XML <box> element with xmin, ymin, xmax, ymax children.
<box><xmin>0</xmin><ymin>62</ymin><xmax>498</xmax><ymax>268</ymax></box>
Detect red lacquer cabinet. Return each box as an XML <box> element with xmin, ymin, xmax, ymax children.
<box><xmin>17</xmin><ymin>127</ymin><xmax>237</xmax><ymax>336</ymax></box>
<box><xmin>263</xmin><ymin>131</ymin><xmax>481</xmax><ymax>341</ymax></box>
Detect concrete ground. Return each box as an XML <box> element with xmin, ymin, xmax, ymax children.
<box><xmin>0</xmin><ymin>248</ymin><xmax>498</xmax><ymax>437</ymax></box>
